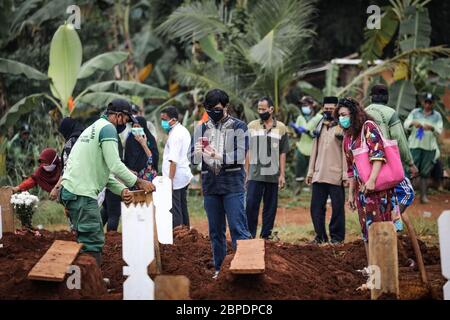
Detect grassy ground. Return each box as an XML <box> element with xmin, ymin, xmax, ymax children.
<box><xmin>25</xmin><ymin>187</ymin><xmax>441</xmax><ymax>245</ymax></box>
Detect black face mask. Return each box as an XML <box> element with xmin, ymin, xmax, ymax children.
<box><xmin>207</xmin><ymin>109</ymin><xmax>224</xmax><ymax>123</ymax></box>
<box><xmin>323</xmin><ymin>111</ymin><xmax>333</xmax><ymax>121</ymax></box>
<box><xmin>259</xmin><ymin>111</ymin><xmax>271</xmax><ymax>121</ymax></box>
<box><xmin>115</xmin><ymin>115</ymin><xmax>127</xmax><ymax>133</ymax></box>
<box><xmin>117</xmin><ymin>124</ymin><xmax>126</xmax><ymax>134</ymax></box>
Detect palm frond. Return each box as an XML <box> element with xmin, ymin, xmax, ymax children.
<box><xmin>248</xmin><ymin>0</ymin><xmax>316</xmax><ymax>72</ymax></box>
<box><xmin>338</xmin><ymin>46</ymin><xmax>450</xmax><ymax>96</ymax></box>
<box><xmin>156</xmin><ymin>0</ymin><xmax>230</xmax><ymax>43</ymax></box>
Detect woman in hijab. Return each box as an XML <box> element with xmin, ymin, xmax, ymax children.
<box><xmin>58</xmin><ymin>117</ymin><xmax>85</xmax><ymax>172</ymax></box>
<box><xmin>124</xmin><ymin>116</ymin><xmax>159</xmax><ymax>181</ymax></box>
<box><xmin>12</xmin><ymin>148</ymin><xmax>61</xmax><ymax>193</ymax></box>
<box><xmin>49</xmin><ymin>117</ymin><xmax>85</xmax><ymax>200</ymax></box>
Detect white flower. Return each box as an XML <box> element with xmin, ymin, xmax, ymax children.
<box><xmin>10</xmin><ymin>191</ymin><xmax>39</xmax><ymax>207</ymax></box>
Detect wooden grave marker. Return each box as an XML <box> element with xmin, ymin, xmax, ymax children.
<box><xmin>28</xmin><ymin>240</ymin><xmax>83</xmax><ymax>281</ymax></box>
<box><xmin>230</xmin><ymin>239</ymin><xmax>265</xmax><ymax>274</ymax></box>
<box><xmin>438</xmin><ymin>210</ymin><xmax>450</xmax><ymax>300</ymax></box>
<box><xmin>155</xmin><ymin>275</ymin><xmax>190</xmax><ymax>300</ymax></box>
<box><xmin>368</xmin><ymin>222</ymin><xmax>399</xmax><ymax>300</ymax></box>
<box><xmin>0</xmin><ymin>187</ymin><xmax>15</xmax><ymax>233</ymax></box>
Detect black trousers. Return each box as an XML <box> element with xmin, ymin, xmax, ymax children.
<box><xmin>172</xmin><ymin>185</ymin><xmax>189</xmax><ymax>228</ymax></box>
<box><xmin>246</xmin><ymin>180</ymin><xmax>278</xmax><ymax>239</ymax></box>
<box><xmin>100</xmin><ymin>189</ymin><xmax>122</xmax><ymax>232</ymax></box>
<box><xmin>310</xmin><ymin>182</ymin><xmax>345</xmax><ymax>242</ymax></box>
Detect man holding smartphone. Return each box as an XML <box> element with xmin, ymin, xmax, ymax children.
<box><xmin>191</xmin><ymin>89</ymin><xmax>251</xmax><ymax>279</ymax></box>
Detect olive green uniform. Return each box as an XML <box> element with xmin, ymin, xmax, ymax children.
<box><xmin>61</xmin><ymin>116</ymin><xmax>137</xmax><ymax>253</ymax></box>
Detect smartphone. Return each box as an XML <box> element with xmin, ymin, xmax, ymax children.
<box><xmin>199</xmin><ymin>137</ymin><xmax>209</xmax><ymax>148</ymax></box>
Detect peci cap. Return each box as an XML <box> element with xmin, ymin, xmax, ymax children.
<box><xmin>323</xmin><ymin>96</ymin><xmax>338</xmax><ymax>105</ymax></box>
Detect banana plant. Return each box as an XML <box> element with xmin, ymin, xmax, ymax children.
<box><xmin>0</xmin><ymin>22</ymin><xmax>169</xmax><ymax>133</ymax></box>
<box><xmin>346</xmin><ymin>1</ymin><xmax>450</xmax><ymax>121</ymax></box>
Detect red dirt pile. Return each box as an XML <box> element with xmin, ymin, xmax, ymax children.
<box><xmin>0</xmin><ymin>227</ymin><xmax>445</xmax><ymax>300</ymax></box>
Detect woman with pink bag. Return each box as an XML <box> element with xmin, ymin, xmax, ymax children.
<box><xmin>336</xmin><ymin>98</ymin><xmax>399</xmax><ymax>250</ymax></box>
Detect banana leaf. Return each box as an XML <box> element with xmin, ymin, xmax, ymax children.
<box><xmin>77</xmin><ymin>52</ymin><xmax>129</xmax><ymax>79</ymax></box>
<box><xmin>361</xmin><ymin>7</ymin><xmax>399</xmax><ymax>64</ymax></box>
<box><xmin>0</xmin><ymin>94</ymin><xmax>46</xmax><ymax>134</ymax></box>
<box><xmin>0</xmin><ymin>58</ymin><xmax>48</xmax><ymax>80</ymax></box>
<box><xmin>388</xmin><ymin>79</ymin><xmax>417</xmax><ymax>119</ymax></box>
<box><xmin>48</xmin><ymin>23</ymin><xmax>82</xmax><ymax>113</ymax></box>
<box><xmin>82</xmin><ymin>80</ymin><xmax>169</xmax><ymax>100</ymax></box>
<box><xmin>399</xmin><ymin>6</ymin><xmax>431</xmax><ymax>52</ymax></box>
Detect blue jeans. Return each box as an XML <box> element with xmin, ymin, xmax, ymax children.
<box><xmin>204</xmin><ymin>192</ymin><xmax>251</xmax><ymax>271</ymax></box>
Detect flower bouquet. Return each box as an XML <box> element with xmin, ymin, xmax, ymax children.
<box><xmin>10</xmin><ymin>191</ymin><xmax>39</xmax><ymax>229</ymax></box>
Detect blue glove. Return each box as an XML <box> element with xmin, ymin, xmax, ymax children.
<box><xmin>415</xmin><ymin>127</ymin><xmax>424</xmax><ymax>140</ymax></box>
<box><xmin>289</xmin><ymin>122</ymin><xmax>307</xmax><ymax>134</ymax></box>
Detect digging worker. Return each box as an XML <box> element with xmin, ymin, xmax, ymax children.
<box><xmin>245</xmin><ymin>96</ymin><xmax>288</xmax><ymax>240</ymax></box>
<box><xmin>404</xmin><ymin>93</ymin><xmax>443</xmax><ymax>204</ymax></box>
<box><xmin>191</xmin><ymin>88</ymin><xmax>251</xmax><ymax>279</ymax></box>
<box><xmin>366</xmin><ymin>85</ymin><xmax>429</xmax><ymax>285</ymax></box>
<box><xmin>60</xmin><ymin>99</ymin><xmax>155</xmax><ymax>265</ymax></box>
<box><xmin>365</xmin><ymin>84</ymin><xmax>418</xmax><ymax>179</ymax></box>
<box><xmin>306</xmin><ymin>96</ymin><xmax>346</xmax><ymax>244</ymax></box>
<box><xmin>365</xmin><ymin>84</ymin><xmax>417</xmax><ymax>216</ymax></box>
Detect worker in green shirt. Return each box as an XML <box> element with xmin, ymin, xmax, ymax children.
<box><xmin>365</xmin><ymin>84</ymin><xmax>419</xmax><ymax>177</ymax></box>
<box><xmin>289</xmin><ymin>96</ymin><xmax>322</xmax><ymax>194</ymax></box>
<box><xmin>60</xmin><ymin>99</ymin><xmax>155</xmax><ymax>265</ymax></box>
<box><xmin>404</xmin><ymin>93</ymin><xmax>443</xmax><ymax>203</ymax></box>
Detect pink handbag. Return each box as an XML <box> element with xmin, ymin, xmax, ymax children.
<box><xmin>352</xmin><ymin>120</ymin><xmax>404</xmax><ymax>191</ymax></box>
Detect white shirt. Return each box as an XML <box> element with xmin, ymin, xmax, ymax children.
<box><xmin>162</xmin><ymin>123</ymin><xmax>193</xmax><ymax>190</ymax></box>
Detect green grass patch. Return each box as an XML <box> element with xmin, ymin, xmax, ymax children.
<box><xmin>270</xmin><ymin>210</ymin><xmax>363</xmax><ymax>243</ymax></box>
<box><xmin>32</xmin><ymin>200</ymin><xmax>67</xmax><ymax>228</ymax></box>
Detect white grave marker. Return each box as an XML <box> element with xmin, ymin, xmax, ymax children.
<box><xmin>122</xmin><ymin>201</ymin><xmax>155</xmax><ymax>300</ymax></box>
<box><xmin>153</xmin><ymin>176</ymin><xmax>173</xmax><ymax>245</ymax></box>
<box><xmin>438</xmin><ymin>210</ymin><xmax>450</xmax><ymax>300</ymax></box>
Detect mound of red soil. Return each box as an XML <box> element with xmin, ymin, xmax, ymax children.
<box><xmin>0</xmin><ymin>228</ymin><xmax>445</xmax><ymax>300</ymax></box>
<box><xmin>0</xmin><ymin>230</ymin><xmax>106</xmax><ymax>299</ymax></box>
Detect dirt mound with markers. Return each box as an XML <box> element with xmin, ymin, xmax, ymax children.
<box><xmin>0</xmin><ymin>227</ymin><xmax>445</xmax><ymax>300</ymax></box>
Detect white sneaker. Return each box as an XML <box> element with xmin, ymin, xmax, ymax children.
<box><xmin>212</xmin><ymin>271</ymin><xmax>220</xmax><ymax>279</ymax></box>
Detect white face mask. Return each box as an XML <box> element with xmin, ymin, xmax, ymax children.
<box><xmin>42</xmin><ymin>155</ymin><xmax>58</xmax><ymax>172</ymax></box>
<box><xmin>43</xmin><ymin>164</ymin><xmax>56</xmax><ymax>172</ymax></box>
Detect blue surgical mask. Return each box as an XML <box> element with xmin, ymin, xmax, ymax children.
<box><xmin>131</xmin><ymin>127</ymin><xmax>145</xmax><ymax>136</ymax></box>
<box><xmin>161</xmin><ymin>120</ymin><xmax>171</xmax><ymax>132</ymax></box>
<box><xmin>301</xmin><ymin>106</ymin><xmax>311</xmax><ymax>115</ymax></box>
<box><xmin>339</xmin><ymin>116</ymin><xmax>351</xmax><ymax>129</ymax></box>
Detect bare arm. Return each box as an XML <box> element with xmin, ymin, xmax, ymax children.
<box><xmin>279</xmin><ymin>152</ymin><xmax>286</xmax><ymax>189</ymax></box>
<box><xmin>245</xmin><ymin>151</ymin><xmax>250</xmax><ymax>175</ymax></box>
<box><xmin>363</xmin><ymin>160</ymin><xmax>383</xmax><ymax>193</ymax></box>
<box><xmin>169</xmin><ymin>161</ymin><xmax>177</xmax><ymax>181</ymax></box>
<box><xmin>347</xmin><ymin>178</ymin><xmax>356</xmax><ymax>211</ymax></box>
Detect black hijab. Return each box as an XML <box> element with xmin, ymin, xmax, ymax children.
<box><xmin>58</xmin><ymin>117</ymin><xmax>84</xmax><ymax>141</ymax></box>
<box><xmin>124</xmin><ymin>116</ymin><xmax>159</xmax><ymax>173</ymax></box>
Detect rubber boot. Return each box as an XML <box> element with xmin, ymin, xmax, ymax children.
<box><xmin>86</xmin><ymin>251</ymin><xmax>102</xmax><ymax>266</ymax></box>
<box><xmin>420</xmin><ymin>177</ymin><xmax>429</xmax><ymax>204</ymax></box>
